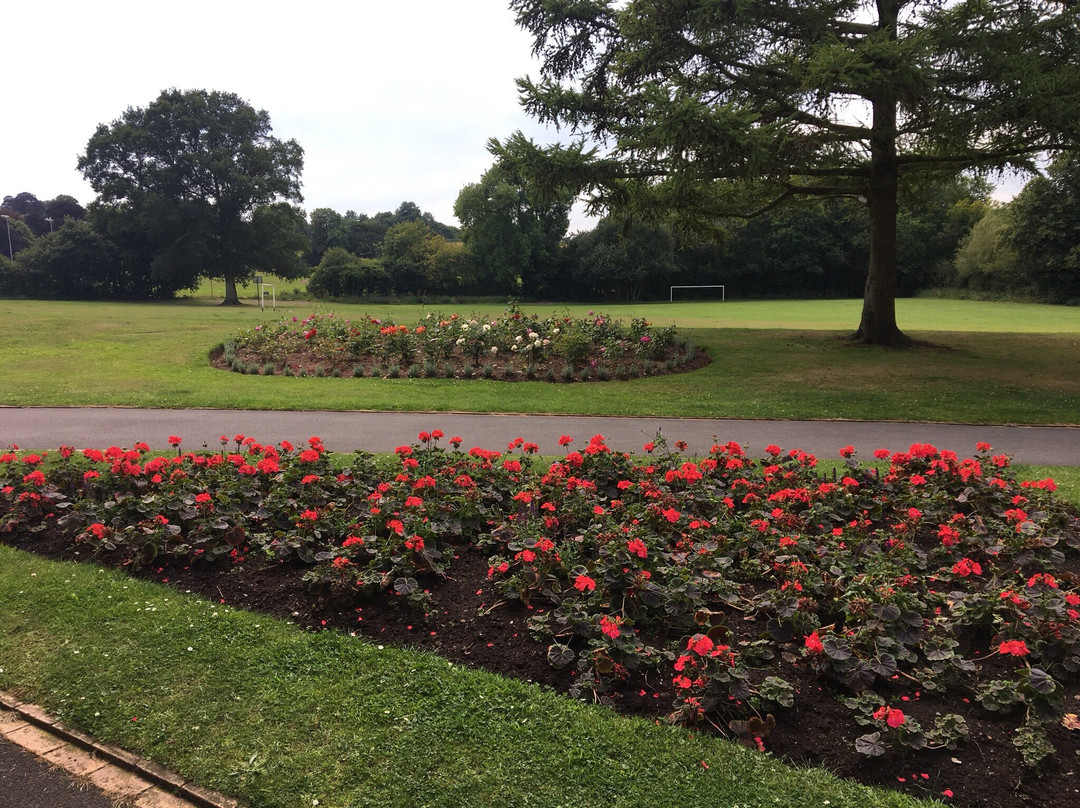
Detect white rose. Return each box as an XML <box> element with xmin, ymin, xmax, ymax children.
<box><xmin>456</xmin><ymin>337</ymin><xmax>465</xmax><ymax>345</ymax></box>
<box><xmin>490</xmin><ymin>346</ymin><xmax>499</xmax><ymax>354</ymax></box>
<box><xmin>552</xmin><ymin>328</ymin><xmax>560</xmax><ymax>335</ymax></box>
<box><xmin>482</xmin><ymin>324</ymin><xmax>491</xmax><ymax>333</ymax></box>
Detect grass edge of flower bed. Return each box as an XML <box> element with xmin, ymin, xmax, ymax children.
<box><xmin>0</xmin><ymin>544</ymin><xmax>936</xmax><ymax>808</ymax></box>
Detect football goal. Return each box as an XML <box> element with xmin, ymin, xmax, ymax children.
<box><xmin>669</xmin><ymin>284</ymin><xmax>725</xmax><ymax>302</ymax></box>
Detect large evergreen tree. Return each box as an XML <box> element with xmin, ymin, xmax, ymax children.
<box><xmin>79</xmin><ymin>89</ymin><xmax>306</xmax><ymax>304</ymax></box>
<box><xmin>497</xmin><ymin>1</ymin><xmax>1080</xmax><ymax>344</ymax></box>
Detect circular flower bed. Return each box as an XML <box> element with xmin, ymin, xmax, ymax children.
<box><xmin>212</xmin><ymin>305</ymin><xmax>708</xmax><ymax>381</ymax></box>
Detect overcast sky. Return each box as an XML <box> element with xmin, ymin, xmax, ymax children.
<box><xmin>4</xmin><ymin>0</ymin><xmax>1027</xmax><ymax>234</ymax></box>
<box><xmin>1</xmin><ymin>0</ymin><xmax>601</xmax><ymax>230</ymax></box>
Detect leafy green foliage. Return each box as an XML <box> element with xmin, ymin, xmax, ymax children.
<box><xmin>1006</xmin><ymin>152</ymin><xmax>1080</xmax><ymax>304</ymax></box>
<box><xmin>499</xmin><ymin>0</ymin><xmax>1080</xmax><ymax>343</ymax></box>
<box><xmin>307</xmin><ymin>247</ymin><xmax>389</xmax><ymax>299</ymax></box>
<box><xmin>8</xmin><ymin>220</ymin><xmax>122</xmax><ymax>299</ymax></box>
<box><xmin>454</xmin><ymin>161</ymin><xmax>570</xmax><ymax>296</ymax></box>
<box><xmin>77</xmin><ymin>88</ymin><xmax>306</xmax><ymax>303</ymax></box>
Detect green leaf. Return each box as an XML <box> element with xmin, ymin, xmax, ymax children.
<box><xmin>1028</xmin><ymin>668</ymin><xmax>1057</xmax><ymax>695</ymax></box>
<box><xmin>869</xmin><ymin>654</ymin><xmax>897</xmax><ymax>678</ymax></box>
<box><xmin>855</xmin><ymin>732</ymin><xmax>886</xmax><ymax>756</ymax></box>
<box><xmin>546</xmin><ymin>643</ymin><xmax>575</xmax><ymax>668</ymax></box>
<box><xmin>822</xmin><ymin>636</ymin><xmax>852</xmax><ymax>661</ymax></box>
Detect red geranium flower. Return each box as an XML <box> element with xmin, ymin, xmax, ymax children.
<box><xmin>998</xmin><ymin>639</ymin><xmax>1029</xmax><ymax>656</ymax></box>
<box><xmin>573</xmin><ymin>574</ymin><xmax>596</xmax><ymax>592</ymax></box>
<box><xmin>873</xmin><ymin>705</ymin><xmax>906</xmax><ymax>728</ymax></box>
<box><xmin>599</xmin><ymin>615</ymin><xmax>621</xmax><ymax>639</ymax></box>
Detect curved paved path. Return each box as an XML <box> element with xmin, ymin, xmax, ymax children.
<box><xmin>2</xmin><ymin>407</ymin><xmax>1078</xmax><ymax>464</ymax></box>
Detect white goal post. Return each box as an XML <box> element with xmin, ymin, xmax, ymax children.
<box><xmin>670</xmin><ymin>284</ymin><xmax>725</xmax><ymax>302</ymax></box>
<box><xmin>255</xmin><ymin>276</ymin><xmax>277</xmax><ymax>311</ymax></box>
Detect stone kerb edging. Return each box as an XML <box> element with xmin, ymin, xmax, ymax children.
<box><xmin>0</xmin><ymin>690</ymin><xmax>242</xmax><ymax>808</ymax></box>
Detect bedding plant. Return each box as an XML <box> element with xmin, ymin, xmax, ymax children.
<box><xmin>2</xmin><ymin>433</ymin><xmax>1079</xmax><ymax>808</ymax></box>
<box><xmin>214</xmin><ymin>304</ymin><xmax>706</xmax><ymax>381</ymax></box>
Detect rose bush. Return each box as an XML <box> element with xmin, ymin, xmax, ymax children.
<box><xmin>219</xmin><ymin>304</ymin><xmax>696</xmax><ymax>381</ymax></box>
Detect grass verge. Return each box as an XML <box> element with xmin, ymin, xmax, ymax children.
<box><xmin>0</xmin><ymin>546</ymin><xmax>934</xmax><ymax>808</ymax></box>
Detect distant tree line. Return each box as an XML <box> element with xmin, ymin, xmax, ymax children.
<box><xmin>1</xmin><ymin>91</ymin><xmax>1075</xmax><ymax>305</ymax></box>
<box><xmin>303</xmin><ymin>169</ymin><xmax>989</xmax><ymax>303</ymax></box>
<box><xmin>5</xmin><ymin>161</ymin><xmax>1075</xmax><ymax>305</ymax></box>
<box><xmin>951</xmin><ymin>153</ymin><xmax>1080</xmax><ymax>304</ymax></box>
<box><xmin>298</xmin><ymin>165</ymin><xmax>1080</xmax><ymax>306</ymax></box>
<box><xmin>532</xmin><ymin>174</ymin><xmax>986</xmax><ymax>302</ymax></box>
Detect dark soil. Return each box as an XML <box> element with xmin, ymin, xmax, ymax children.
<box><xmin>7</xmin><ymin>526</ymin><xmax>1080</xmax><ymax>808</ymax></box>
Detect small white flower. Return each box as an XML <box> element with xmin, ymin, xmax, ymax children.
<box><xmin>552</xmin><ymin>327</ymin><xmax>560</xmax><ymax>335</ymax></box>
<box><xmin>534</xmin><ymin>340</ymin><xmax>542</xmax><ymax>348</ymax></box>
<box><xmin>528</xmin><ymin>331</ymin><xmax>539</xmax><ymax>340</ymax></box>
<box><xmin>515</xmin><ymin>335</ymin><xmax>523</xmax><ymax>342</ymax></box>
<box><xmin>456</xmin><ymin>337</ymin><xmax>465</xmax><ymax>345</ymax></box>
<box><xmin>490</xmin><ymin>346</ymin><xmax>499</xmax><ymax>354</ymax></box>
<box><xmin>511</xmin><ymin>344</ymin><xmax>518</xmax><ymax>352</ymax></box>
<box><xmin>482</xmin><ymin>323</ymin><xmax>491</xmax><ymax>332</ymax></box>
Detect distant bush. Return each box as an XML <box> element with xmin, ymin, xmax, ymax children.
<box><xmin>307</xmin><ymin>247</ymin><xmax>390</xmax><ymax>298</ymax></box>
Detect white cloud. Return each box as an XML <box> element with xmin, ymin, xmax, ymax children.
<box><xmin>2</xmin><ymin>0</ymin><xmax>596</xmax><ymax>229</ymax></box>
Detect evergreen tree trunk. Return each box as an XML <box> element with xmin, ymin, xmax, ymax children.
<box><xmin>853</xmin><ymin>1</ymin><xmax>909</xmax><ymax>346</ymax></box>
<box><xmin>221</xmin><ymin>273</ymin><xmax>241</xmax><ymax>306</ymax></box>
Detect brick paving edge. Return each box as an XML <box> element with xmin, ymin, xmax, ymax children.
<box><xmin>0</xmin><ymin>690</ymin><xmax>241</xmax><ymax>808</ymax></box>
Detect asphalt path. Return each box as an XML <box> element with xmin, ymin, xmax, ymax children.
<box><xmin>0</xmin><ymin>737</ymin><xmax>116</xmax><ymax>808</ymax></box>
<box><xmin>2</xmin><ymin>407</ymin><xmax>1079</xmax><ymax>464</ymax></box>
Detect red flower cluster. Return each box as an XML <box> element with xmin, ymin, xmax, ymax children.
<box><xmin>873</xmin><ymin>705</ymin><xmax>907</xmax><ymax>728</ymax></box>
<box><xmin>998</xmin><ymin>639</ymin><xmax>1029</xmax><ymax>656</ymax></box>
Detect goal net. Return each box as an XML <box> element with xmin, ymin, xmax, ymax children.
<box><xmin>669</xmin><ymin>285</ymin><xmax>725</xmax><ymax>302</ymax></box>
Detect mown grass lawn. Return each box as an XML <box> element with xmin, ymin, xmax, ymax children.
<box><xmin>0</xmin><ymin>546</ymin><xmax>934</xmax><ymax>808</ymax></box>
<box><xmin>4</xmin><ymin>294</ymin><xmax>1077</xmax><ymax>808</ymax></box>
<box><xmin>2</xmin><ymin>298</ymin><xmax>1079</xmax><ymax>423</ymax></box>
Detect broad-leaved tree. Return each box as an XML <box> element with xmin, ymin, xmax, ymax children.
<box><xmin>79</xmin><ymin>88</ymin><xmax>306</xmax><ymax>304</ymax></box>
